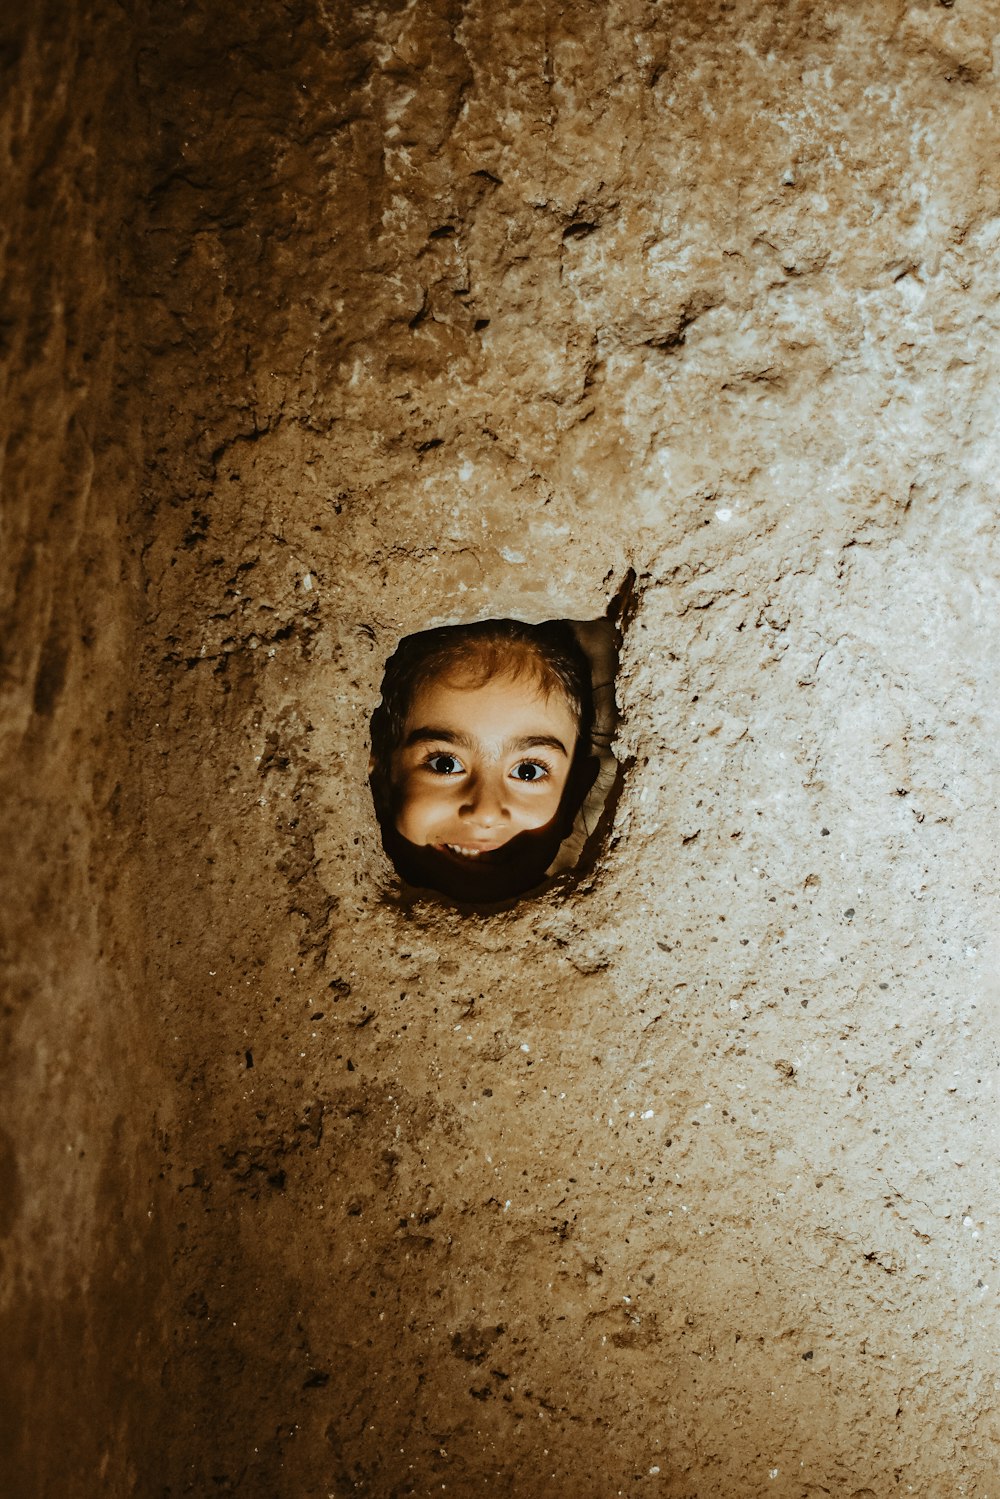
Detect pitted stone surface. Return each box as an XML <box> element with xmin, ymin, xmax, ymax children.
<box><xmin>3</xmin><ymin>1</ymin><xmax>998</xmax><ymax>1495</ymax></box>
<box><xmin>0</xmin><ymin>5</ymin><xmax>163</xmax><ymax>1496</ymax></box>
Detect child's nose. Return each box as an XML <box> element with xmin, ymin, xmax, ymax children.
<box><xmin>460</xmin><ymin>775</ymin><xmax>509</xmax><ymax>827</ymax></box>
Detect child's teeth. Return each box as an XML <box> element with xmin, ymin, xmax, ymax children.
<box><xmin>448</xmin><ymin>845</ymin><xmax>481</xmax><ymax>857</ymax></box>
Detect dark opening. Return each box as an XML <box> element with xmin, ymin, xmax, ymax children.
<box><xmin>369</xmin><ymin>606</ymin><xmax>625</xmax><ymax>907</ymax></box>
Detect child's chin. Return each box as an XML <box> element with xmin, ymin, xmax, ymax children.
<box><xmin>390</xmin><ymin>830</ymin><xmax>556</xmax><ymax>902</ymax></box>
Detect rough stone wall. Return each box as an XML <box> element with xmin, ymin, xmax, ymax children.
<box><xmin>0</xmin><ymin>5</ymin><xmax>167</xmax><ymax>1496</ymax></box>
<box><xmin>6</xmin><ymin>0</ymin><xmax>997</xmax><ymax>1494</ymax></box>
<box><xmin>136</xmin><ymin>1</ymin><xmax>999</xmax><ymax>1495</ymax></box>
<box><xmin>132</xmin><ymin>3</ymin><xmax>1000</xmax><ymax>1495</ymax></box>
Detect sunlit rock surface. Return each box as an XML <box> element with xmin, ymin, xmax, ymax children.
<box><xmin>3</xmin><ymin>2</ymin><xmax>998</xmax><ymax>1494</ymax></box>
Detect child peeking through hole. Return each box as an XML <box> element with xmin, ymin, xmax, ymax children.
<box><xmin>370</xmin><ymin>618</ymin><xmax>615</xmax><ymax>904</ymax></box>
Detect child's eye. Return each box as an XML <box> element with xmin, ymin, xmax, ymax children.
<box><xmin>426</xmin><ymin>753</ymin><xmax>464</xmax><ymax>775</ymax></box>
<box><xmin>510</xmin><ymin>760</ymin><xmax>549</xmax><ymax>783</ymax></box>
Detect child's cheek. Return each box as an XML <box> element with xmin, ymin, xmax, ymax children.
<box><xmin>393</xmin><ymin>776</ymin><xmax>441</xmax><ymax>844</ymax></box>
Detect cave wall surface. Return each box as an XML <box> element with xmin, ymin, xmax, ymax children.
<box><xmin>25</xmin><ymin>0</ymin><xmax>999</xmax><ymax>1494</ymax></box>
<box><xmin>136</xmin><ymin>1</ymin><xmax>998</xmax><ymax>1495</ymax></box>
<box><xmin>0</xmin><ymin>4</ymin><xmax>166</xmax><ymax>1496</ymax></box>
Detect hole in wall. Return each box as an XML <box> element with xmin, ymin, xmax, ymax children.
<box><xmin>369</xmin><ymin>580</ymin><xmax>632</xmax><ymax>909</ymax></box>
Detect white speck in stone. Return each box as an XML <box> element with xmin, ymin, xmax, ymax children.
<box><xmin>459</xmin><ymin>460</ymin><xmax>474</xmax><ymax>480</ymax></box>
<box><xmin>500</xmin><ymin>547</ymin><xmax>525</xmax><ymax>563</ymax></box>
<box><xmin>642</xmin><ymin>1109</ymin><xmax>654</xmax><ymax>1119</ymax></box>
<box><xmin>649</xmin><ymin>1466</ymin><xmax>660</xmax><ymax>1476</ymax></box>
<box><xmin>963</xmin><ymin>1216</ymin><xmax>974</xmax><ymax>1228</ymax></box>
<box><xmin>715</xmin><ymin>507</ymin><xmax>732</xmax><ymax>522</ymax></box>
<box><xmin>520</xmin><ymin>1043</ymin><xmax>530</xmax><ymax>1053</ymax></box>
<box><xmin>302</xmin><ymin>572</ymin><xmax>313</xmax><ymax>591</ymax></box>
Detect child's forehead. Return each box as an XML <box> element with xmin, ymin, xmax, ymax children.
<box><xmin>403</xmin><ymin>664</ymin><xmax>578</xmax><ymax>735</ymax></box>
<box><xmin>411</xmin><ymin>663</ymin><xmax>557</xmax><ymax>709</ymax></box>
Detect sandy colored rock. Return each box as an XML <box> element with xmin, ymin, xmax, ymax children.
<box><xmin>2</xmin><ymin>1</ymin><xmax>998</xmax><ymax>1495</ymax></box>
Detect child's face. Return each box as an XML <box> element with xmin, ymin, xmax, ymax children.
<box><xmin>389</xmin><ymin>668</ymin><xmax>579</xmax><ymax>899</ymax></box>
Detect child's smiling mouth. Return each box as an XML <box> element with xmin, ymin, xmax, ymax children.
<box><xmin>437</xmin><ymin>841</ymin><xmax>505</xmax><ymax>861</ymax></box>
<box><xmin>386</xmin><ymin>820</ymin><xmax>568</xmax><ymax>900</ymax></box>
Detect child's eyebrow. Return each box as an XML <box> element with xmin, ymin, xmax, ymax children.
<box><xmin>403</xmin><ymin>727</ymin><xmax>570</xmax><ymax>756</ymax></box>
<box><xmin>508</xmin><ymin>734</ymin><xmax>570</xmax><ymax>756</ymax></box>
<box><xmin>403</xmin><ymin>726</ymin><xmax>474</xmax><ymax>749</ymax></box>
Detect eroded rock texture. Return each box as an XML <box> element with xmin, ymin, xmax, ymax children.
<box><xmin>4</xmin><ymin>0</ymin><xmax>999</xmax><ymax>1495</ymax></box>
<box><xmin>0</xmin><ymin>4</ymin><xmax>164</xmax><ymax>1495</ymax></box>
